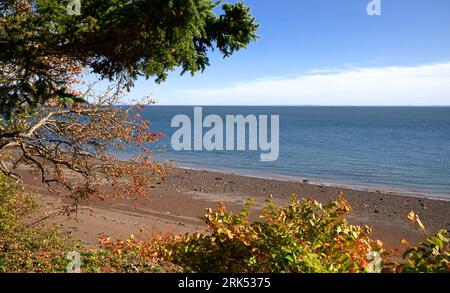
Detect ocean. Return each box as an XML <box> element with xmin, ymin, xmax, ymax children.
<box><xmin>124</xmin><ymin>106</ymin><xmax>450</xmax><ymax>200</ymax></box>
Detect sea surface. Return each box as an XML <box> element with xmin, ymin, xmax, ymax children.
<box><xmin>121</xmin><ymin>106</ymin><xmax>450</xmax><ymax>200</ymax></box>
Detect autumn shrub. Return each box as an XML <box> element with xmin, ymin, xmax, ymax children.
<box><xmin>399</xmin><ymin>229</ymin><xmax>450</xmax><ymax>272</ymax></box>
<box><xmin>0</xmin><ymin>174</ymin><xmax>175</xmax><ymax>273</ymax></box>
<box><xmin>155</xmin><ymin>195</ymin><xmax>384</xmax><ymax>273</ymax></box>
<box><xmin>86</xmin><ymin>234</ymin><xmax>182</xmax><ymax>273</ymax></box>
<box><xmin>0</xmin><ymin>173</ymin><xmax>77</xmax><ymax>272</ymax></box>
<box><xmin>0</xmin><ymin>173</ymin><xmax>37</xmax><ymax>233</ymax></box>
<box><xmin>392</xmin><ymin>212</ymin><xmax>450</xmax><ymax>273</ymax></box>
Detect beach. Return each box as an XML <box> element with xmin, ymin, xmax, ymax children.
<box><xmin>23</xmin><ymin>166</ymin><xmax>450</xmax><ymax>250</ymax></box>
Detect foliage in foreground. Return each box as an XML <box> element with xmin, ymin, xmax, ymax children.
<box><xmin>0</xmin><ymin>173</ymin><xmax>75</xmax><ymax>272</ymax></box>
<box><xmin>395</xmin><ymin>212</ymin><xmax>450</xmax><ymax>273</ymax></box>
<box><xmin>399</xmin><ymin>229</ymin><xmax>450</xmax><ymax>272</ymax></box>
<box><xmin>155</xmin><ymin>195</ymin><xmax>384</xmax><ymax>273</ymax></box>
<box><xmin>0</xmin><ymin>173</ymin><xmax>178</xmax><ymax>273</ymax></box>
<box><xmin>104</xmin><ymin>197</ymin><xmax>449</xmax><ymax>273</ymax></box>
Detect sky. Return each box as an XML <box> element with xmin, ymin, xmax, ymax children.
<box><xmin>123</xmin><ymin>0</ymin><xmax>450</xmax><ymax>105</ymax></box>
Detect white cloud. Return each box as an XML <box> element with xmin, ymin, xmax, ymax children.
<box><xmin>175</xmin><ymin>62</ymin><xmax>450</xmax><ymax>105</ymax></box>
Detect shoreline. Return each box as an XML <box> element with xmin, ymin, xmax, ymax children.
<box><xmin>23</xmin><ymin>166</ymin><xmax>450</xmax><ymax>251</ymax></box>
<box><xmin>172</xmin><ymin>162</ymin><xmax>450</xmax><ymax>202</ymax></box>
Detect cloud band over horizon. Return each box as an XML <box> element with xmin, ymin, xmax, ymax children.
<box><xmin>167</xmin><ymin>62</ymin><xmax>450</xmax><ymax>106</ymax></box>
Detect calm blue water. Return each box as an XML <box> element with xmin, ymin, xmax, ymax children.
<box><xmin>123</xmin><ymin>106</ymin><xmax>450</xmax><ymax>199</ymax></box>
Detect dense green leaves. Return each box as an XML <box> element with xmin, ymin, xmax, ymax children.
<box><xmin>0</xmin><ymin>0</ymin><xmax>258</xmax><ymax>117</ymax></box>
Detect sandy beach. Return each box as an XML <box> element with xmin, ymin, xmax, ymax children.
<box><xmin>22</xmin><ymin>167</ymin><xmax>450</xmax><ymax>251</ymax></box>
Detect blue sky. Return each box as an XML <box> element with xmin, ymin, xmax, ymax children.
<box><xmin>123</xmin><ymin>0</ymin><xmax>450</xmax><ymax>105</ymax></box>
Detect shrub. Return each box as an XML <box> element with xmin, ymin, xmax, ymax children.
<box><xmin>394</xmin><ymin>212</ymin><xmax>450</xmax><ymax>273</ymax></box>
<box><xmin>88</xmin><ymin>234</ymin><xmax>182</xmax><ymax>273</ymax></box>
<box><xmin>0</xmin><ymin>173</ymin><xmax>78</xmax><ymax>272</ymax></box>
<box><xmin>0</xmin><ymin>225</ymin><xmax>79</xmax><ymax>273</ymax></box>
<box><xmin>0</xmin><ymin>173</ymin><xmax>37</xmax><ymax>233</ymax></box>
<box><xmin>0</xmin><ymin>174</ymin><xmax>172</xmax><ymax>273</ymax></box>
<box><xmin>156</xmin><ymin>195</ymin><xmax>384</xmax><ymax>273</ymax></box>
<box><xmin>400</xmin><ymin>229</ymin><xmax>450</xmax><ymax>272</ymax></box>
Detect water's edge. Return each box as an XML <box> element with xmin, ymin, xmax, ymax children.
<box><xmin>172</xmin><ymin>161</ymin><xmax>450</xmax><ymax>202</ymax></box>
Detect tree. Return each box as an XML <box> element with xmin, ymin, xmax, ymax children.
<box><xmin>0</xmin><ymin>60</ymin><xmax>168</xmax><ymax>201</ymax></box>
<box><xmin>0</xmin><ymin>0</ymin><xmax>258</xmax><ymax>116</ymax></box>
<box><xmin>0</xmin><ymin>0</ymin><xmax>258</xmax><ymax>200</ymax></box>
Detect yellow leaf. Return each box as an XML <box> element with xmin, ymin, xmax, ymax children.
<box><xmin>407</xmin><ymin>211</ymin><xmax>416</xmax><ymax>223</ymax></box>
